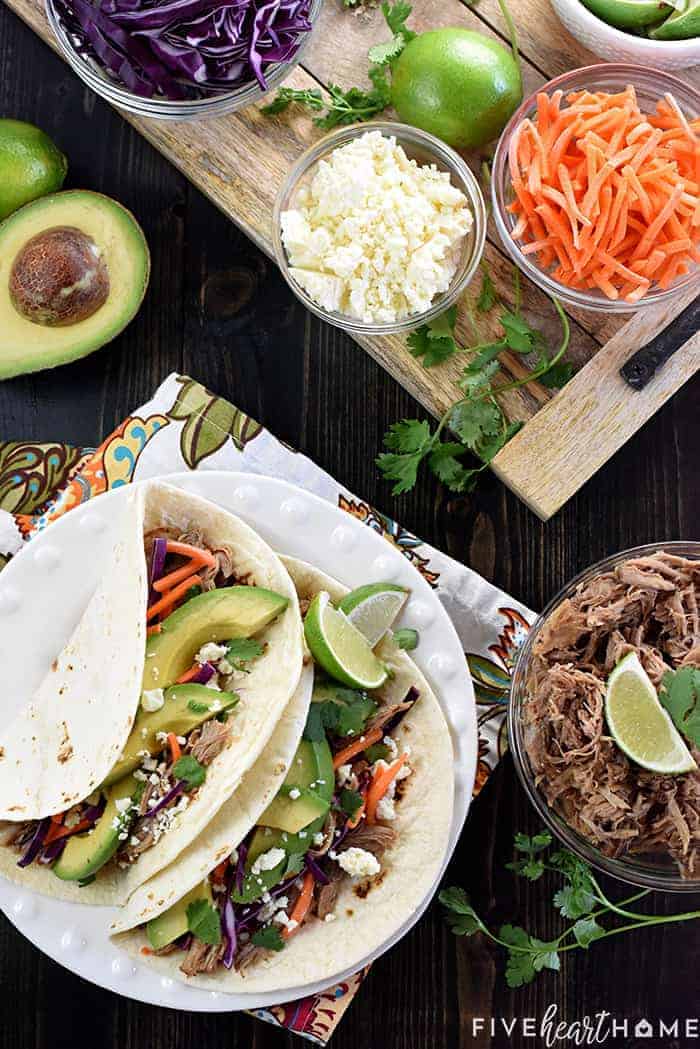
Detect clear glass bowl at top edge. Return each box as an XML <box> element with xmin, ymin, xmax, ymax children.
<box><xmin>491</xmin><ymin>64</ymin><xmax>700</xmax><ymax>314</ymax></box>
<box><xmin>508</xmin><ymin>541</ymin><xmax>700</xmax><ymax>893</ymax></box>
<box><xmin>44</xmin><ymin>0</ymin><xmax>324</xmax><ymax>121</ymax></box>
<box><xmin>272</xmin><ymin>121</ymin><xmax>487</xmax><ymax>337</ymax></box>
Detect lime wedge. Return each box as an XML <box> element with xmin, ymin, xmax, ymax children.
<box><xmin>338</xmin><ymin>582</ymin><xmax>409</xmax><ymax>648</ymax></box>
<box><xmin>304</xmin><ymin>591</ymin><xmax>388</xmax><ymax>689</ymax></box>
<box><xmin>606</xmin><ymin>653</ymin><xmax>697</xmax><ymax>774</ymax></box>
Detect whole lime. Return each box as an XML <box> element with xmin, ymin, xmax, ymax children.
<box><xmin>0</xmin><ymin>120</ymin><xmax>68</xmax><ymax>222</ymax></box>
<box><xmin>390</xmin><ymin>28</ymin><xmax>522</xmax><ymax>151</ymax></box>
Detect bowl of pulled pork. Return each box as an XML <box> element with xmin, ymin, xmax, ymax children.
<box><xmin>509</xmin><ymin>543</ymin><xmax>700</xmax><ymax>891</ymax></box>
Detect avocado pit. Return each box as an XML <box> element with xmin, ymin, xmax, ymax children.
<box><xmin>9</xmin><ymin>225</ymin><xmax>110</xmax><ymax>327</ymax></box>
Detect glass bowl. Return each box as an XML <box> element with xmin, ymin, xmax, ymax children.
<box><xmin>491</xmin><ymin>64</ymin><xmax>700</xmax><ymax>314</ymax></box>
<box><xmin>272</xmin><ymin>121</ymin><xmax>487</xmax><ymax>336</ymax></box>
<box><xmin>509</xmin><ymin>541</ymin><xmax>700</xmax><ymax>893</ymax></box>
<box><xmin>45</xmin><ymin>0</ymin><xmax>323</xmax><ymax>121</ymax></box>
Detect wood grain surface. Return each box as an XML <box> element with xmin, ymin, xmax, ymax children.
<box><xmin>1</xmin><ymin>7</ymin><xmax>700</xmax><ymax>1049</ymax></box>
<box><xmin>3</xmin><ymin>0</ymin><xmax>699</xmax><ymax>518</ymax></box>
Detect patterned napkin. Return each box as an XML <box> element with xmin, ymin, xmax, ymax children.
<box><xmin>0</xmin><ymin>373</ymin><xmax>533</xmax><ymax>1043</ymax></box>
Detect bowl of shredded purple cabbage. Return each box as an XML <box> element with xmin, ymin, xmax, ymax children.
<box><xmin>45</xmin><ymin>0</ymin><xmax>322</xmax><ymax>119</ymax></box>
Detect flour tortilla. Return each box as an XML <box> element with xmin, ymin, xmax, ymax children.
<box><xmin>0</xmin><ymin>488</ymin><xmax>148</xmax><ymax>821</ymax></box>
<box><xmin>0</xmin><ymin>482</ymin><xmax>306</xmax><ymax>904</ymax></box>
<box><xmin>111</xmin><ymin>557</ymin><xmax>455</xmax><ymax>993</ymax></box>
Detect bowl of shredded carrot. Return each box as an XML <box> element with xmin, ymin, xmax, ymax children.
<box><xmin>491</xmin><ymin>64</ymin><xmax>700</xmax><ymax>310</ymax></box>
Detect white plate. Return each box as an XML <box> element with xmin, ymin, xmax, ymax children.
<box><xmin>0</xmin><ymin>472</ymin><xmax>476</xmax><ymax>1011</ymax></box>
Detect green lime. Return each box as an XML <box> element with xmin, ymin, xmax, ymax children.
<box><xmin>582</xmin><ymin>0</ymin><xmax>673</xmax><ymax>29</ymax></box>
<box><xmin>650</xmin><ymin>0</ymin><xmax>700</xmax><ymax>39</ymax></box>
<box><xmin>0</xmin><ymin>120</ymin><xmax>67</xmax><ymax>222</ymax></box>
<box><xmin>304</xmin><ymin>591</ymin><xmax>388</xmax><ymax>689</ymax></box>
<box><xmin>390</xmin><ymin>28</ymin><xmax>523</xmax><ymax>151</ymax></box>
<box><xmin>605</xmin><ymin>653</ymin><xmax>696</xmax><ymax>774</ymax></box>
<box><xmin>337</xmin><ymin>582</ymin><xmax>409</xmax><ymax>648</ymax></box>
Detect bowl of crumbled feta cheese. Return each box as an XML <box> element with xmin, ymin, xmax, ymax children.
<box><xmin>272</xmin><ymin>123</ymin><xmax>486</xmax><ymax>333</ymax></box>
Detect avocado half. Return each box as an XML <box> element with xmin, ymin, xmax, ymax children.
<box><xmin>0</xmin><ymin>189</ymin><xmax>150</xmax><ymax>379</ymax></box>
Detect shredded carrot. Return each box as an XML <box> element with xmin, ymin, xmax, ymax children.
<box><xmin>366</xmin><ymin>753</ymin><xmax>408</xmax><ymax>825</ymax></box>
<box><xmin>167</xmin><ymin>732</ymin><xmax>182</xmax><ymax>762</ymax></box>
<box><xmin>141</xmin><ymin>946</ymin><xmax>153</xmax><ymax>956</ymax></box>
<box><xmin>283</xmin><ymin>870</ymin><xmax>315</xmax><ymax>938</ymax></box>
<box><xmin>164</xmin><ymin>541</ymin><xmax>218</xmax><ymax>567</ymax></box>
<box><xmin>44</xmin><ymin>816</ymin><xmax>93</xmax><ymax>845</ymax></box>
<box><xmin>347</xmin><ymin>792</ymin><xmax>367</xmax><ymax>830</ymax></box>
<box><xmin>212</xmin><ymin>859</ymin><xmax>229</xmax><ymax>884</ymax></box>
<box><xmin>508</xmin><ymin>87</ymin><xmax>700</xmax><ymax>302</ymax></box>
<box><xmin>332</xmin><ymin>726</ymin><xmax>384</xmax><ymax>770</ymax></box>
<box><xmin>176</xmin><ymin>664</ymin><xmax>202</xmax><ymax>684</ymax></box>
<box><xmin>147</xmin><ymin>623</ymin><xmax>162</xmax><ymax>637</ymax></box>
<box><xmin>146</xmin><ymin>574</ymin><xmax>202</xmax><ymax>622</ymax></box>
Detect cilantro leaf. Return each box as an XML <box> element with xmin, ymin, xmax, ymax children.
<box><xmin>440</xmin><ymin>887</ymin><xmax>486</xmax><ymax>936</ymax></box>
<box><xmin>450</xmin><ymin>398</ymin><xmax>502</xmax><ymax>450</ymax></box>
<box><xmin>506</xmin><ymin>857</ymin><xmax>546</xmax><ymax>881</ymax></box>
<box><xmin>283</xmin><ymin>852</ymin><xmax>306</xmax><ymax>879</ymax></box>
<box><xmin>477</xmin><ymin>420</ymin><xmax>522</xmax><ymax>463</ymax></box>
<box><xmin>539</xmin><ymin>360</ymin><xmax>574</xmax><ymax>388</ymax></box>
<box><xmin>188</xmin><ymin>699</ymin><xmax>210</xmax><ymax>714</ymax></box>
<box><xmin>225</xmin><ymin>637</ymin><xmax>264</xmax><ymax>671</ymax></box>
<box><xmin>187</xmin><ymin>899</ymin><xmax>221</xmax><ymax>945</ymax></box>
<box><xmin>393</xmin><ymin>628</ymin><xmax>419</xmax><ymax>651</ymax></box>
<box><xmin>407</xmin><ymin>308</ymin><xmax>458</xmax><ymax>367</ymax></box>
<box><xmin>499</xmin><ymin>311</ymin><xmax>546</xmax><ymax>354</ymax></box>
<box><xmin>505</xmin><ymin>951</ymin><xmax>537</xmax><ymax>987</ymax></box>
<box><xmin>514</xmin><ymin>831</ymin><xmax>552</xmax><ymax>854</ymax></box>
<box><xmin>306</xmin><ymin>686</ymin><xmax>377</xmax><ymax>741</ymax></box>
<box><xmin>251</xmin><ymin>925</ymin><xmax>285</xmax><ymax>952</ymax></box>
<box><xmin>261</xmin><ymin>87</ymin><xmax>324</xmax><ymax>116</ymax></box>
<box><xmin>553</xmin><ymin>883</ymin><xmax>596</xmax><ymax>920</ymax></box>
<box><xmin>383</xmin><ymin>418</ymin><xmax>432</xmax><ymax>453</ymax></box>
<box><xmin>381</xmin><ymin>0</ymin><xmax>416</xmax><ymax>40</ymax></box>
<box><xmin>377</xmin><ymin>419</ymin><xmax>435</xmax><ymax>495</ymax></box>
<box><xmin>339</xmin><ymin>788</ymin><xmax>364</xmax><ymax>820</ymax></box>
<box><xmin>303</xmin><ymin>703</ymin><xmax>325</xmax><ymax>742</ymax></box>
<box><xmin>572</xmin><ymin>917</ymin><xmax>606</xmax><ymax>948</ymax></box>
<box><xmin>659</xmin><ymin>667</ymin><xmax>700</xmax><ymax>748</ymax></box>
<box><xmin>173</xmin><ymin>754</ymin><xmax>207</xmax><ymax>788</ymax></box>
<box><xmin>530</xmin><ymin>938</ymin><xmax>561</xmax><ymax>973</ymax></box>
<box><xmin>368</xmin><ymin>33</ymin><xmax>405</xmax><ymax>65</ymax></box>
<box><xmin>476</xmin><ymin>269</ymin><xmax>498</xmax><ymax>312</ymax></box>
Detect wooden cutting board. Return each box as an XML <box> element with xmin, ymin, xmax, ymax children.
<box><xmin>4</xmin><ymin>0</ymin><xmax>700</xmax><ymax>518</ymax></box>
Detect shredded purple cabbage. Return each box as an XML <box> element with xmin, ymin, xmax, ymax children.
<box><xmin>304</xmin><ymin>853</ymin><xmax>328</xmax><ymax>885</ymax></box>
<box><xmin>234</xmin><ymin>841</ymin><xmax>248</xmax><ymax>895</ymax></box>
<box><xmin>221</xmin><ymin>896</ymin><xmax>237</xmax><ymax>968</ymax></box>
<box><xmin>53</xmin><ymin>0</ymin><xmax>314</xmax><ymax>100</ymax></box>
<box><xmin>40</xmin><ymin>837</ymin><xmax>67</xmax><ymax>864</ymax></box>
<box><xmin>17</xmin><ymin>818</ymin><xmax>50</xmax><ymax>869</ymax></box>
<box><xmin>190</xmin><ymin>661</ymin><xmax>216</xmax><ymax>685</ymax></box>
<box><xmin>144</xmin><ymin>779</ymin><xmax>185</xmax><ymax>815</ymax></box>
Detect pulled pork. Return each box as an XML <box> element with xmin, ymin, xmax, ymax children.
<box><xmin>525</xmin><ymin>550</ymin><xmax>700</xmax><ymax>877</ymax></box>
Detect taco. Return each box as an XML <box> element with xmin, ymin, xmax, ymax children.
<box><xmin>110</xmin><ymin>557</ymin><xmax>454</xmax><ymax>992</ymax></box>
<box><xmin>0</xmin><ymin>483</ymin><xmax>307</xmax><ymax>904</ymax></box>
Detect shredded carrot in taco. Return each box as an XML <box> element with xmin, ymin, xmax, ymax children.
<box><xmin>508</xmin><ymin>86</ymin><xmax>700</xmax><ymax>301</ymax></box>
<box><xmin>146</xmin><ymin>575</ymin><xmax>202</xmax><ymax>622</ymax></box>
<box><xmin>332</xmin><ymin>725</ymin><xmax>384</xmax><ymax>769</ymax></box>
<box><xmin>366</xmin><ymin>753</ymin><xmax>408</xmax><ymax>825</ymax></box>
<box><xmin>283</xmin><ymin>870</ymin><xmax>314</xmax><ymax>938</ymax></box>
<box><xmin>167</xmin><ymin>732</ymin><xmax>182</xmax><ymax>762</ymax></box>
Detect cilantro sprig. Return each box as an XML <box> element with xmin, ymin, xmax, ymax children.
<box><xmin>252</xmin><ymin>924</ymin><xmax>286</xmax><ymax>951</ymax></box>
<box><xmin>262</xmin><ymin>1</ymin><xmax>413</xmax><ymax>127</ymax></box>
<box><xmin>225</xmin><ymin>637</ymin><xmax>264</xmax><ymax>672</ymax></box>
<box><xmin>186</xmin><ymin>899</ymin><xmax>221</xmax><ymax>945</ymax></box>
<box><xmin>378</xmin><ymin>266</ymin><xmax>573</xmax><ymax>496</ymax></box>
<box><xmin>173</xmin><ymin>754</ymin><xmax>206</xmax><ymax>788</ymax></box>
<box><xmin>441</xmin><ymin>831</ymin><xmax>700</xmax><ymax>988</ymax></box>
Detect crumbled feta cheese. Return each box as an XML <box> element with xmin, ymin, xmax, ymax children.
<box><xmin>141</xmin><ymin>688</ymin><xmax>165</xmax><ymax>713</ymax></box>
<box><xmin>142</xmin><ymin>757</ymin><xmax>158</xmax><ymax>772</ymax></box>
<box><xmin>149</xmin><ymin>773</ymin><xmax>160</xmax><ymax>786</ymax></box>
<box><xmin>205</xmin><ymin>678</ymin><xmax>222</xmax><ymax>691</ymax></box>
<box><xmin>396</xmin><ymin>763</ymin><xmax>412</xmax><ymax>781</ymax></box>
<box><xmin>118</xmin><ymin>831</ymin><xmax>129</xmax><ymax>841</ymax></box>
<box><xmin>251</xmin><ymin>847</ymin><xmax>286</xmax><ymax>875</ymax></box>
<box><xmin>133</xmin><ymin>770</ymin><xmax>148</xmax><ymax>782</ymax></box>
<box><xmin>273</xmin><ymin>912</ymin><xmax>298</xmax><ymax>932</ymax></box>
<box><xmin>288</xmin><ymin>788</ymin><xmax>301</xmax><ymax>800</ymax></box>
<box><xmin>114</xmin><ymin>797</ymin><xmax>132</xmax><ymax>814</ymax></box>
<box><xmin>130</xmin><ymin>835</ymin><xmax>141</xmax><ymax>846</ymax></box>
<box><xmin>196</xmin><ymin>642</ymin><xmax>229</xmax><ymax>665</ymax></box>
<box><xmin>383</xmin><ymin>735</ymin><xmax>399</xmax><ymax>760</ymax></box>
<box><xmin>313</xmin><ymin>832</ymin><xmax>324</xmax><ymax>846</ymax></box>
<box><xmin>217</xmin><ymin>658</ymin><xmax>234</xmax><ymax>675</ymax></box>
<box><xmin>298</xmin><ymin>831</ymin><xmax>307</xmax><ymax>839</ymax></box>
<box><xmin>176</xmin><ymin>736</ymin><xmax>186</xmax><ymax>746</ymax></box>
<box><xmin>376</xmin><ymin>795</ymin><xmax>396</xmax><ymax>821</ymax></box>
<box><xmin>155</xmin><ymin>731</ymin><xmax>168</xmax><ymax>745</ymax></box>
<box><xmin>336</xmin><ymin>847</ymin><xmax>381</xmax><ymax>878</ymax></box>
<box><xmin>336</xmin><ymin>764</ymin><xmax>352</xmax><ymax>787</ymax></box>
<box><xmin>230</xmin><ymin>848</ymin><xmax>239</xmax><ymax>865</ymax></box>
<box><xmin>324</xmin><ymin>913</ymin><xmax>337</xmax><ymax>923</ymax></box>
<box><xmin>281</xmin><ymin>130</ymin><xmax>473</xmax><ymax>324</ymax></box>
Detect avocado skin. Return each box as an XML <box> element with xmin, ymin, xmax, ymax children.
<box><xmin>0</xmin><ymin>190</ymin><xmax>149</xmax><ymax>379</ymax></box>
<box><xmin>102</xmin><ymin>683</ymin><xmax>239</xmax><ymax>788</ymax></box>
<box><xmin>52</xmin><ymin>773</ymin><xmax>141</xmax><ymax>882</ymax></box>
<box><xmin>147</xmin><ymin>881</ymin><xmax>214</xmax><ymax>951</ymax></box>
<box><xmin>142</xmin><ymin>586</ymin><xmax>288</xmax><ymax>692</ymax></box>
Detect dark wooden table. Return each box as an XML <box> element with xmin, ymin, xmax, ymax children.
<box><xmin>1</xmin><ymin>10</ymin><xmax>699</xmax><ymax>1048</ymax></box>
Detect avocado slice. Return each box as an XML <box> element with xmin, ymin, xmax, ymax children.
<box><xmin>142</xmin><ymin>587</ymin><xmax>288</xmax><ymax>692</ymax></box>
<box><xmin>102</xmin><ymin>684</ymin><xmax>239</xmax><ymax>788</ymax></box>
<box><xmin>146</xmin><ymin>880</ymin><xmax>214</xmax><ymax>951</ymax></box>
<box><xmin>233</xmin><ymin>816</ymin><xmax>326</xmax><ymax>905</ymax></box>
<box><xmin>0</xmin><ymin>190</ymin><xmax>149</xmax><ymax>379</ymax></box>
<box><xmin>258</xmin><ymin>739</ymin><xmax>334</xmax><ymax>834</ymax></box>
<box><xmin>580</xmin><ymin>0</ymin><xmax>672</xmax><ymax>28</ymax></box>
<box><xmin>53</xmin><ymin>773</ymin><xmax>141</xmax><ymax>882</ymax></box>
<box><xmin>650</xmin><ymin>0</ymin><xmax>700</xmax><ymax>37</ymax></box>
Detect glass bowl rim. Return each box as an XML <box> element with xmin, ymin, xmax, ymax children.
<box><xmin>508</xmin><ymin>539</ymin><xmax>700</xmax><ymax>893</ymax></box>
<box><xmin>44</xmin><ymin>0</ymin><xmax>324</xmax><ymax>118</ymax></box>
<box><xmin>491</xmin><ymin>63</ymin><xmax>700</xmax><ymax>315</ymax></box>
<box><xmin>271</xmin><ymin>120</ymin><xmax>487</xmax><ymax>336</ymax></box>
